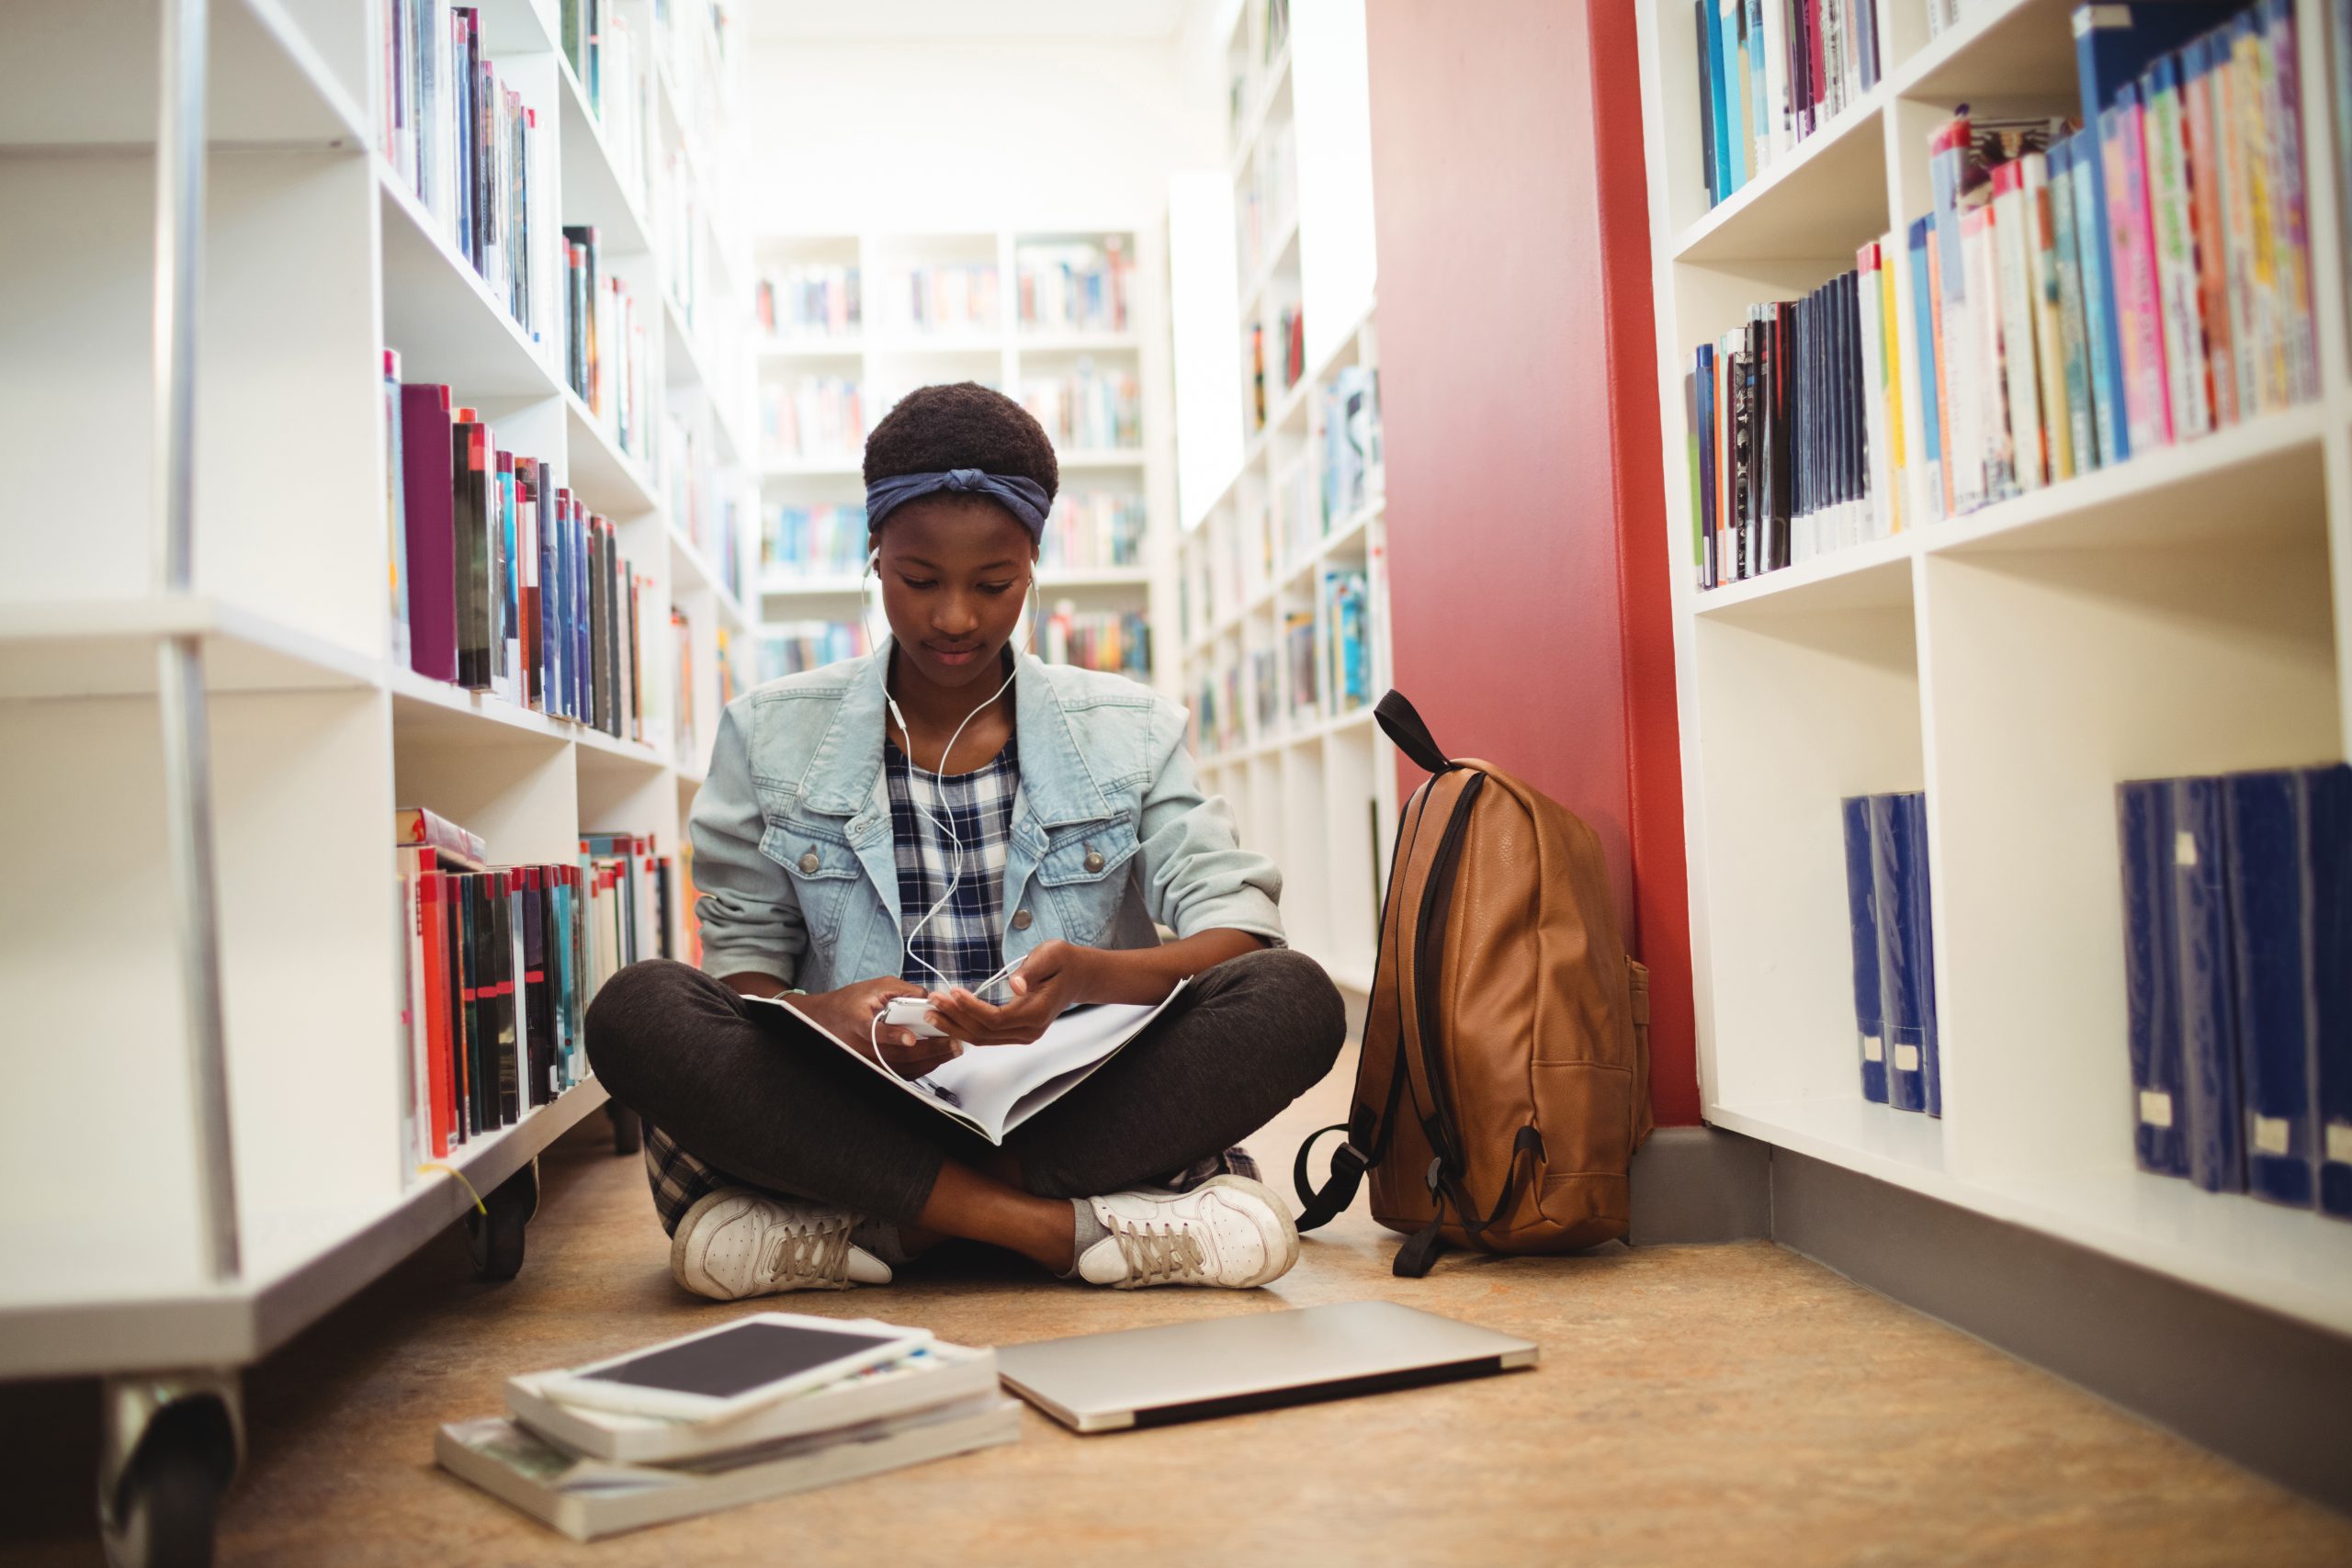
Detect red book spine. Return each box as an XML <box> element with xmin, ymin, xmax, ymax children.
<box><xmin>418</xmin><ymin>873</ymin><xmax>452</xmax><ymax>1158</ymax></box>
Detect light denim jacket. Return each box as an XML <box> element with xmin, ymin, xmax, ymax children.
<box><xmin>688</xmin><ymin>645</ymin><xmax>1286</xmax><ymax>990</ymax></box>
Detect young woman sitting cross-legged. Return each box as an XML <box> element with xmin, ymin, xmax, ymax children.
<box><xmin>585</xmin><ymin>382</ymin><xmax>1345</xmax><ymax>1300</ymax></box>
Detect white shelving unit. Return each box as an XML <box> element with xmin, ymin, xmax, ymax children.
<box><xmin>1178</xmin><ymin>0</ymin><xmax>1391</xmax><ymax>994</ymax></box>
<box><xmin>0</xmin><ymin>0</ymin><xmax>754</xmax><ymax>1549</ymax></box>
<box><xmin>752</xmin><ymin>229</ymin><xmax>1180</xmax><ymax>698</ymax></box>
<box><xmin>1633</xmin><ymin>0</ymin><xmax>2352</xmax><ymax>1335</ymax></box>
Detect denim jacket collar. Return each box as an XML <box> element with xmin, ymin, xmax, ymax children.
<box><xmin>793</xmin><ymin>640</ymin><xmax>1117</xmax><ymax>830</ymax></box>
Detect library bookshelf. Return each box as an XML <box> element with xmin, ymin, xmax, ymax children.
<box><xmin>1634</xmin><ymin>0</ymin><xmax>2352</xmax><ymax>1334</ymax></box>
<box><xmin>753</xmin><ymin>229</ymin><xmax>1180</xmax><ymax>699</ymax></box>
<box><xmin>1177</xmin><ymin>0</ymin><xmax>1393</xmax><ymax>996</ymax></box>
<box><xmin>0</xmin><ymin>0</ymin><xmax>753</xmax><ymax>1549</ymax></box>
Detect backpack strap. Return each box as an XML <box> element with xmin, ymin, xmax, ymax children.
<box><xmin>1375</xmin><ymin>689</ymin><xmax>1453</xmax><ymax>775</ymax></box>
<box><xmin>1392</xmin><ymin>1127</ymin><xmax>1546</xmax><ymax>1280</ymax></box>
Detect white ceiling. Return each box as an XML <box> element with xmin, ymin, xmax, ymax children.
<box><xmin>744</xmin><ymin>0</ymin><xmax>1196</xmax><ymax>44</ymax></box>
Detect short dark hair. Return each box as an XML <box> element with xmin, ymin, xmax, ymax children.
<box><xmin>863</xmin><ymin>382</ymin><xmax>1059</xmax><ymax>511</ymax></box>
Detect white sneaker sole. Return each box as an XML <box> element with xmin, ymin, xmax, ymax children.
<box><xmin>1194</xmin><ymin>1173</ymin><xmax>1302</xmax><ymax>1288</ymax></box>
<box><xmin>669</xmin><ymin>1190</ymin><xmax>854</xmax><ymax>1301</ymax></box>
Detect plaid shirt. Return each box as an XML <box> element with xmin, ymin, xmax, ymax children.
<box><xmin>641</xmin><ymin>730</ymin><xmax>1256</xmax><ymax>1235</ymax></box>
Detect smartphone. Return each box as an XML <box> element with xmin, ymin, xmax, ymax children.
<box><xmin>531</xmin><ymin>1313</ymin><xmax>933</xmax><ymax>1422</ymax></box>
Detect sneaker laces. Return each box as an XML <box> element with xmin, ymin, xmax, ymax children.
<box><xmin>757</xmin><ymin>1213</ymin><xmax>853</xmax><ymax>1289</ymax></box>
<box><xmin>1106</xmin><ymin>1213</ymin><xmax>1209</xmax><ymax>1285</ymax></box>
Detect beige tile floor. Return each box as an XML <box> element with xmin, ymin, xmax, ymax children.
<box><xmin>5</xmin><ymin>1037</ymin><xmax>2347</xmax><ymax>1566</ymax></box>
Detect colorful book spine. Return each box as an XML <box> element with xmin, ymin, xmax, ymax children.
<box><xmin>2142</xmin><ymin>55</ymin><xmax>2212</xmax><ymax>443</ymax></box>
<box><xmin>2179</xmin><ymin>36</ymin><xmax>2238</xmax><ymax>431</ymax></box>
<box><xmin>2104</xmin><ymin>89</ymin><xmax>2173</xmax><ymax>454</ymax></box>
<box><xmin>1991</xmin><ymin>159</ymin><xmax>2046</xmax><ymax>491</ymax></box>
<box><xmin>1906</xmin><ymin>217</ymin><xmax>1945</xmax><ymax>524</ymax></box>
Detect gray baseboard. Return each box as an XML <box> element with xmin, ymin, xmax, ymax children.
<box><xmin>1630</xmin><ymin>1123</ymin><xmax>2352</xmax><ymax>1514</ymax></box>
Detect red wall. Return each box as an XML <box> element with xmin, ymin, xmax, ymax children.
<box><xmin>1365</xmin><ymin>0</ymin><xmax>1699</xmax><ymax>1125</ymax></box>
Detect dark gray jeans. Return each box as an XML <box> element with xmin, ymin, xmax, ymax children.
<box><xmin>584</xmin><ymin>948</ymin><xmax>1347</xmax><ymax>1225</ymax></box>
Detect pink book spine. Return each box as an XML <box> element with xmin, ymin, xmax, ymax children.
<box><xmin>2107</xmin><ymin>91</ymin><xmax>2173</xmax><ymax>451</ymax></box>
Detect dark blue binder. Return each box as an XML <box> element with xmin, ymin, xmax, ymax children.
<box><xmin>2309</xmin><ymin>764</ymin><xmax>2352</xmax><ymax>1220</ymax></box>
<box><xmin>2170</xmin><ymin>776</ymin><xmax>2245</xmax><ymax>1192</ymax></box>
<box><xmin>1842</xmin><ymin>796</ymin><xmax>1889</xmax><ymax>1104</ymax></box>
<box><xmin>1905</xmin><ymin>794</ymin><xmax>1942</xmax><ymax>1119</ymax></box>
<box><xmin>1872</xmin><ymin>794</ymin><xmax>1928</xmax><ymax>1114</ymax></box>
<box><xmin>2118</xmin><ymin>778</ymin><xmax>2188</xmax><ymax>1177</ymax></box>
<box><xmin>2222</xmin><ymin>771</ymin><xmax>2318</xmax><ymax>1206</ymax></box>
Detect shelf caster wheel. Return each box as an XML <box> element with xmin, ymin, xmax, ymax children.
<box><xmin>97</xmin><ymin>1372</ymin><xmax>242</xmax><ymax>1568</ymax></box>
<box><xmin>607</xmin><ymin>1099</ymin><xmax>641</xmax><ymax>1156</ymax></box>
<box><xmin>466</xmin><ymin>1157</ymin><xmax>539</xmax><ymax>1282</ymax></box>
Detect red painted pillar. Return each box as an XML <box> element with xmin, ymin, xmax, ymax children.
<box><xmin>1365</xmin><ymin>0</ymin><xmax>1699</xmax><ymax>1124</ymax></box>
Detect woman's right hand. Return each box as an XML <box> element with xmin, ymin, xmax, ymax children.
<box><xmin>797</xmin><ymin>976</ymin><xmax>964</xmax><ymax>1079</ymax></box>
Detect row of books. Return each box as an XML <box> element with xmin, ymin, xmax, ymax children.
<box><xmin>764</xmin><ymin>503</ymin><xmax>870</xmax><ymax>577</ymax></box>
<box><xmin>1840</xmin><ymin>792</ymin><xmax>1942</xmax><ymax>1116</ymax></box>
<box><xmin>659</xmin><ymin>413</ymin><xmax>747</xmax><ymax>603</ymax></box>
<box><xmin>1192</xmin><ymin>569</ymin><xmax>1374</xmax><ymax>754</ymax></box>
<box><xmin>1021</xmin><ymin>363</ymin><xmax>1144</xmax><ymax>450</ymax></box>
<box><xmin>1041</xmin><ymin>491</ymin><xmax>1148</xmax><ymax>571</ymax></box>
<box><xmin>390</xmin><ymin>365</ymin><xmax>657</xmax><ymax>741</ymax></box>
<box><xmin>1249</xmin><ymin>308</ymin><xmax>1305</xmax><ymax>432</ymax></box>
<box><xmin>653</xmin><ymin>147</ymin><xmax>701</xmax><ymax>333</ymax></box>
<box><xmin>671</xmin><ymin>607</ymin><xmax>696</xmax><ymax>765</ymax></box>
<box><xmin>1041</xmin><ymin>605</ymin><xmax>1151</xmax><ymax>679</ymax></box>
<box><xmin>878</xmin><ymin>262</ymin><xmax>1001</xmax><ymax>335</ymax></box>
<box><xmin>1693</xmin><ymin>0</ymin><xmax>1882</xmax><ymax>210</ymax></box>
<box><xmin>1690</xmin><ymin>261</ymin><xmax>1890</xmax><ymax>586</ymax></box>
<box><xmin>2120</xmin><ymin>765</ymin><xmax>2351</xmax><ymax>1216</ymax></box>
<box><xmin>394</xmin><ymin>807</ymin><xmax>671</xmax><ymax>1168</ymax></box>
<box><xmin>440</xmin><ymin>1323</ymin><xmax>1013</xmax><ymax>1540</ymax></box>
<box><xmin>1238</xmin><ymin>117</ymin><xmax>1299</xmax><ymax>282</ymax></box>
<box><xmin>1016</xmin><ymin>239</ymin><xmax>1134</xmax><ymax>334</ymax></box>
<box><xmin>761</xmin><ymin>376</ymin><xmax>866</xmax><ymax>462</ymax></box>
<box><xmin>560</xmin><ymin>0</ymin><xmax>649</xmax><ymax>208</ymax></box>
<box><xmin>384</xmin><ymin>1</ymin><xmax>559</xmax><ymax>361</ymax></box>
<box><xmin>760</xmin><ymin>622</ymin><xmax>869</xmax><ymax>682</ymax></box>
<box><xmin>758</xmin><ymin>262</ymin><xmax>861</xmax><ymax>340</ymax></box>
<box><xmin>563</xmin><ymin>225</ymin><xmax>652</xmax><ymax>463</ymax></box>
<box><xmin>1320</xmin><ymin>366</ymin><xmax>1384</xmax><ymax>529</ymax></box>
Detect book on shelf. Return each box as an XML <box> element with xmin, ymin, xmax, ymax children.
<box><xmin>1320</xmin><ymin>365</ymin><xmax>1385</xmax><ymax>529</ymax></box>
<box><xmin>882</xmin><ymin>261</ymin><xmax>1001</xmax><ymax>335</ymax></box>
<box><xmin>761</xmin><ymin>375</ymin><xmax>866</xmax><ymax>462</ymax></box>
<box><xmin>660</xmin><ymin>413</ymin><xmax>746</xmax><ymax>603</ymax></box>
<box><xmin>1283</xmin><ymin>608</ymin><xmax>1318</xmax><ymax>722</ymax></box>
<box><xmin>1322</xmin><ymin>569</ymin><xmax>1373</xmax><ymax>714</ymax></box>
<box><xmin>384</xmin><ymin>1</ymin><xmax>560</xmax><ymax>362</ymax></box>
<box><xmin>1021</xmin><ymin>361</ymin><xmax>1142</xmax><ymax>451</ymax></box>
<box><xmin>394</xmin><ymin>378</ymin><xmax>657</xmax><ymax>742</ymax></box>
<box><xmin>2118</xmin><ymin>762</ymin><xmax>2351</xmax><ymax>1213</ymax></box>
<box><xmin>1250</xmin><ymin>647</ymin><xmax>1279</xmax><ymax>732</ymax></box>
<box><xmin>1040</xmin><ymin>491</ymin><xmax>1147</xmax><ymax>571</ymax></box>
<box><xmin>1691</xmin><ymin>0</ymin><xmax>1881</xmax><ymax>212</ymax></box>
<box><xmin>1043</xmin><ymin>603</ymin><xmax>1152</xmax><ymax>680</ymax></box>
<box><xmin>671</xmin><ymin>607</ymin><xmax>695</xmax><ymax>780</ymax></box>
<box><xmin>1238</xmin><ymin>117</ymin><xmax>1298</xmax><ymax>280</ymax></box>
<box><xmin>563</xmin><ymin>223</ymin><xmax>651</xmax><ymax>461</ymax></box>
<box><xmin>654</xmin><ymin>147</ymin><xmax>701</xmax><ymax>332</ymax></box>
<box><xmin>764</xmin><ymin>503</ymin><xmax>870</xmax><ymax>577</ymax></box>
<box><xmin>399</xmin><ymin>805</ymin><xmax>489</xmax><ymax>867</ymax></box>
<box><xmin>386</xmin><ymin>352</ymin><xmax>412</xmax><ymax>670</ymax></box>
<box><xmin>760</xmin><ymin>622</ymin><xmax>868</xmax><ymax>682</ymax></box>
<box><xmin>1016</xmin><ymin>238</ymin><xmax>1133</xmax><ymax>334</ymax></box>
<box><xmin>559</xmin><ymin>0</ymin><xmax>647</xmax><ymax>203</ymax></box>
<box><xmin>758</xmin><ymin>261</ymin><xmax>861</xmax><ymax>340</ymax></box>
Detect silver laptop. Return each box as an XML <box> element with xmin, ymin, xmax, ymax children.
<box><xmin>994</xmin><ymin>1300</ymin><xmax>1539</xmax><ymax>1433</ymax></box>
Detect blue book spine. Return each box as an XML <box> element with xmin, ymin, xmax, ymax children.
<box><xmin>1872</xmin><ymin>794</ymin><xmax>1928</xmax><ymax>1113</ymax></box>
<box><xmin>2310</xmin><ymin>763</ymin><xmax>2352</xmax><ymax>1219</ymax></box>
<box><xmin>1905</xmin><ymin>794</ymin><xmax>1942</xmax><ymax>1118</ymax></box>
<box><xmin>1843</xmin><ymin>796</ymin><xmax>1889</xmax><ymax>1103</ymax></box>
<box><xmin>2068</xmin><ymin>129</ymin><xmax>2120</xmax><ymax>468</ymax></box>
<box><xmin>1695</xmin><ymin>0</ymin><xmax>1719</xmax><ymax>206</ymax></box>
<box><xmin>2171</xmin><ymin>775</ymin><xmax>2245</xmax><ymax>1193</ymax></box>
<box><xmin>2223</xmin><ymin>771</ymin><xmax>2318</xmax><ymax>1206</ymax></box>
<box><xmin>1907</xmin><ymin>217</ymin><xmax>1943</xmax><ymax>516</ymax></box>
<box><xmin>2119</xmin><ymin>779</ymin><xmax>2188</xmax><ymax>1177</ymax></box>
<box><xmin>1715</xmin><ymin>0</ymin><xmax>1744</xmax><ymax>197</ymax></box>
<box><xmin>1745</xmin><ymin>0</ymin><xmax>1768</xmax><ymax>173</ymax></box>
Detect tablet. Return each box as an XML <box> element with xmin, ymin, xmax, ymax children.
<box><xmin>531</xmin><ymin>1314</ymin><xmax>933</xmax><ymax>1423</ymax></box>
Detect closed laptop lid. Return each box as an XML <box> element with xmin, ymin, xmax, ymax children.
<box><xmin>994</xmin><ymin>1300</ymin><xmax>1539</xmax><ymax>1432</ymax></box>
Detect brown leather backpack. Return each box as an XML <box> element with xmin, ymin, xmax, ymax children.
<box><xmin>1295</xmin><ymin>691</ymin><xmax>1654</xmax><ymax>1276</ymax></box>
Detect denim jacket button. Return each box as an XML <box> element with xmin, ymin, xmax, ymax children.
<box><xmin>1011</xmin><ymin>908</ymin><xmax>1034</xmax><ymax>931</ymax></box>
<box><xmin>1083</xmin><ymin>849</ymin><xmax>1105</xmax><ymax>873</ymax></box>
<box><xmin>798</xmin><ymin>852</ymin><xmax>820</xmax><ymax>874</ymax></box>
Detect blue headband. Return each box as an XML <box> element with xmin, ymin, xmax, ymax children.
<box><xmin>865</xmin><ymin>468</ymin><xmax>1052</xmax><ymax>539</ymax></box>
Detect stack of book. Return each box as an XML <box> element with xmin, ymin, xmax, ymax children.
<box><xmin>438</xmin><ymin>1326</ymin><xmax>1015</xmax><ymax>1541</ymax></box>
<box><xmin>764</xmin><ymin>503</ymin><xmax>870</xmax><ymax>577</ymax></box>
<box><xmin>1238</xmin><ymin>117</ymin><xmax>1299</xmax><ymax>279</ymax></box>
<box><xmin>2118</xmin><ymin>765</ymin><xmax>2352</xmax><ymax>1214</ymax></box>
<box><xmin>394</xmin><ymin>808</ymin><xmax>670</xmax><ymax>1169</ymax></box>
<box><xmin>883</xmin><ymin>262</ymin><xmax>1001</xmax><ymax>335</ymax></box>
<box><xmin>1839</xmin><ymin>792</ymin><xmax>1941</xmax><ymax>1116</ymax></box>
<box><xmin>660</xmin><ymin>414</ymin><xmax>745</xmax><ymax>602</ymax></box>
<box><xmin>762</xmin><ymin>375</ymin><xmax>867</xmax><ymax>461</ymax></box>
<box><xmin>1022</xmin><ymin>362</ymin><xmax>1143</xmax><ymax>450</ymax></box>
<box><xmin>1692</xmin><ymin>0</ymin><xmax>1882</xmax><ymax>210</ymax></box>
<box><xmin>562</xmin><ymin>224</ymin><xmax>650</xmax><ymax>462</ymax></box>
<box><xmin>1040</xmin><ymin>491</ymin><xmax>1148</xmax><ymax>570</ymax></box>
<box><xmin>1043</xmin><ymin>604</ymin><xmax>1151</xmax><ymax>679</ymax></box>
<box><xmin>1322</xmin><ymin>569</ymin><xmax>1374</xmax><ymax>714</ymax></box>
<box><xmin>383</xmin><ymin>2</ymin><xmax>560</xmax><ymax>363</ymax></box>
<box><xmin>560</xmin><ymin>0</ymin><xmax>647</xmax><ymax>207</ymax></box>
<box><xmin>760</xmin><ymin>622</ymin><xmax>867</xmax><ymax>681</ymax></box>
<box><xmin>1016</xmin><ymin>238</ymin><xmax>1134</xmax><ymax>333</ymax></box>
<box><xmin>392</xmin><ymin>369</ymin><xmax>656</xmax><ymax>742</ymax></box>
<box><xmin>1320</xmin><ymin>365</ymin><xmax>1385</xmax><ymax>529</ymax></box>
<box><xmin>758</xmin><ymin>262</ymin><xmax>862</xmax><ymax>339</ymax></box>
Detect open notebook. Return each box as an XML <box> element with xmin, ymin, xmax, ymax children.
<box><xmin>743</xmin><ymin>981</ymin><xmax>1186</xmax><ymax>1144</ymax></box>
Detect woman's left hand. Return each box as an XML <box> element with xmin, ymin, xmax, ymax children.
<box><xmin>924</xmin><ymin>940</ymin><xmax>1097</xmax><ymax>1045</ymax></box>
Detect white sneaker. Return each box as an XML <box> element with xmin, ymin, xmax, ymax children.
<box><xmin>1074</xmin><ymin>1175</ymin><xmax>1300</xmax><ymax>1290</ymax></box>
<box><xmin>670</xmin><ymin>1189</ymin><xmax>893</xmax><ymax>1302</ymax></box>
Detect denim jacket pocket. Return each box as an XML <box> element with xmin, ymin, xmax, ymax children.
<box><xmin>1035</xmin><ymin>823</ymin><xmax>1141</xmax><ymax>945</ymax></box>
<box><xmin>760</xmin><ymin>819</ymin><xmax>861</xmax><ymax>950</ymax></box>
